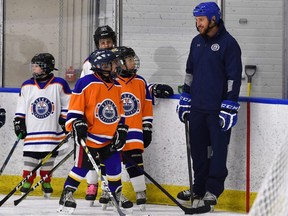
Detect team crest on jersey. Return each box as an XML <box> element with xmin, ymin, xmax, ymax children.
<box><xmin>122</xmin><ymin>92</ymin><xmax>140</xmax><ymax>117</ymax></box>
<box><xmin>31</xmin><ymin>97</ymin><xmax>54</xmax><ymax>119</ymax></box>
<box><xmin>211</xmin><ymin>43</ymin><xmax>220</xmax><ymax>51</ymax></box>
<box><xmin>95</xmin><ymin>99</ymin><xmax>119</xmax><ymax>124</ymax></box>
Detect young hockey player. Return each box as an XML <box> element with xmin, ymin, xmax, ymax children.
<box><xmin>176</xmin><ymin>2</ymin><xmax>242</xmax><ymax>210</ymax></box>
<box><xmin>81</xmin><ymin>25</ymin><xmax>173</xmax><ymax>207</ymax></box>
<box><xmin>0</xmin><ymin>107</ymin><xmax>6</xmax><ymax>128</ymax></box>
<box><xmin>14</xmin><ymin>53</ymin><xmax>71</xmax><ymax>198</ymax></box>
<box><xmin>113</xmin><ymin>46</ymin><xmax>153</xmax><ymax>211</ymax></box>
<box><xmin>58</xmin><ymin>50</ymin><xmax>132</xmax><ymax>214</ymax></box>
<box><xmin>79</xmin><ymin>25</ymin><xmax>133</xmax><ymax>208</ymax></box>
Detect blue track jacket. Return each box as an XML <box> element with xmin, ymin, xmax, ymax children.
<box><xmin>183</xmin><ymin>20</ymin><xmax>242</xmax><ymax>114</ymax></box>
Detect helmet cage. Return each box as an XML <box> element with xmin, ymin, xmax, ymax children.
<box><xmin>89</xmin><ymin>50</ymin><xmax>118</xmax><ymax>78</ymax></box>
<box><xmin>31</xmin><ymin>53</ymin><xmax>57</xmax><ymax>80</ymax></box>
<box><xmin>119</xmin><ymin>55</ymin><xmax>140</xmax><ymax>76</ymax></box>
<box><xmin>31</xmin><ymin>62</ymin><xmax>48</xmax><ymax>80</ymax></box>
<box><xmin>112</xmin><ymin>46</ymin><xmax>140</xmax><ymax>76</ymax></box>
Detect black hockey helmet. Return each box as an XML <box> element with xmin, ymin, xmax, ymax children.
<box><xmin>112</xmin><ymin>46</ymin><xmax>140</xmax><ymax>76</ymax></box>
<box><xmin>93</xmin><ymin>25</ymin><xmax>117</xmax><ymax>49</ymax></box>
<box><xmin>31</xmin><ymin>53</ymin><xmax>58</xmax><ymax>80</ymax></box>
<box><xmin>89</xmin><ymin>50</ymin><xmax>118</xmax><ymax>78</ymax></box>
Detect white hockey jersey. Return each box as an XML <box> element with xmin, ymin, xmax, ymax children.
<box><xmin>80</xmin><ymin>59</ymin><xmax>93</xmax><ymax>78</ymax></box>
<box><xmin>15</xmin><ymin>75</ymin><xmax>71</xmax><ymax>152</ymax></box>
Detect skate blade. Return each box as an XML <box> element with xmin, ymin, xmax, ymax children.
<box><xmin>43</xmin><ymin>192</ymin><xmax>52</xmax><ymax>199</ymax></box>
<box><xmin>89</xmin><ymin>200</ymin><xmax>94</xmax><ymax>207</ymax></box>
<box><xmin>113</xmin><ymin>206</ymin><xmax>133</xmax><ymax>215</ymax></box>
<box><xmin>210</xmin><ymin>205</ymin><xmax>215</xmax><ymax>212</ymax></box>
<box><xmin>57</xmin><ymin>205</ymin><xmax>75</xmax><ymax>214</ymax></box>
<box><xmin>101</xmin><ymin>203</ymin><xmax>108</xmax><ymax>210</ymax></box>
<box><xmin>138</xmin><ymin>204</ymin><xmax>146</xmax><ymax>211</ymax></box>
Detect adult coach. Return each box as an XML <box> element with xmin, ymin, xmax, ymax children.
<box><xmin>176</xmin><ymin>2</ymin><xmax>242</xmax><ymax>208</ymax></box>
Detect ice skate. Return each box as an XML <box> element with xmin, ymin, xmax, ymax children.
<box><xmin>85</xmin><ymin>183</ymin><xmax>98</xmax><ymax>207</ymax></box>
<box><xmin>42</xmin><ymin>182</ymin><xmax>53</xmax><ymax>199</ymax></box>
<box><xmin>57</xmin><ymin>187</ymin><xmax>76</xmax><ymax>214</ymax></box>
<box><xmin>191</xmin><ymin>195</ymin><xmax>206</xmax><ymax>208</ymax></box>
<box><xmin>20</xmin><ymin>182</ymin><xmax>32</xmax><ymax>195</ymax></box>
<box><xmin>99</xmin><ymin>190</ymin><xmax>110</xmax><ymax>210</ymax></box>
<box><xmin>136</xmin><ymin>191</ymin><xmax>147</xmax><ymax>211</ymax></box>
<box><xmin>177</xmin><ymin>189</ymin><xmax>208</xmax><ymax>209</ymax></box>
<box><xmin>118</xmin><ymin>193</ymin><xmax>133</xmax><ymax>209</ymax></box>
<box><xmin>176</xmin><ymin>189</ymin><xmax>192</xmax><ymax>205</ymax></box>
<box><xmin>203</xmin><ymin>191</ymin><xmax>217</xmax><ymax>211</ymax></box>
<box><xmin>113</xmin><ymin>187</ymin><xmax>133</xmax><ymax>214</ymax></box>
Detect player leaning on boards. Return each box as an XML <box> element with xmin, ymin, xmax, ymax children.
<box><xmin>14</xmin><ymin>53</ymin><xmax>71</xmax><ymax>198</ymax></box>
<box><xmin>176</xmin><ymin>2</ymin><xmax>242</xmax><ymax>210</ymax></box>
<box><xmin>81</xmin><ymin>25</ymin><xmax>174</xmax><ymax>208</ymax></box>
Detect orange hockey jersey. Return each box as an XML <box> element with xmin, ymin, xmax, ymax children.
<box><xmin>116</xmin><ymin>74</ymin><xmax>153</xmax><ymax>152</ymax></box>
<box><xmin>66</xmin><ymin>73</ymin><xmax>125</xmax><ymax>149</ymax></box>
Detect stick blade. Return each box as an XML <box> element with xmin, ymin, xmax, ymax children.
<box><xmin>14</xmin><ymin>199</ymin><xmax>21</xmax><ymax>206</ymax></box>
<box><xmin>184</xmin><ymin>205</ymin><xmax>211</xmax><ymax>214</ymax></box>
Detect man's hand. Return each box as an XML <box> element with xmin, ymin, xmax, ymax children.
<box><xmin>219</xmin><ymin>100</ymin><xmax>240</xmax><ymax>131</ymax></box>
<box><xmin>176</xmin><ymin>92</ymin><xmax>191</xmax><ymax>123</ymax></box>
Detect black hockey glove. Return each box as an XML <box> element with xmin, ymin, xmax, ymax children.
<box><xmin>111</xmin><ymin>124</ymin><xmax>129</xmax><ymax>151</ymax></box>
<box><xmin>58</xmin><ymin>117</ymin><xmax>68</xmax><ymax>134</ymax></box>
<box><xmin>143</xmin><ymin>124</ymin><xmax>152</xmax><ymax>148</ymax></box>
<box><xmin>152</xmin><ymin>84</ymin><xmax>174</xmax><ymax>98</ymax></box>
<box><xmin>0</xmin><ymin>107</ymin><xmax>6</xmax><ymax>128</ymax></box>
<box><xmin>72</xmin><ymin>119</ymin><xmax>88</xmax><ymax>146</ymax></box>
<box><xmin>13</xmin><ymin>117</ymin><xmax>27</xmax><ymax>139</ymax></box>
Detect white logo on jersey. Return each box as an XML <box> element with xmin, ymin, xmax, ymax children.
<box><xmin>211</xmin><ymin>43</ymin><xmax>220</xmax><ymax>51</ymax></box>
<box><xmin>122</xmin><ymin>92</ymin><xmax>140</xmax><ymax>117</ymax></box>
<box><xmin>31</xmin><ymin>97</ymin><xmax>54</xmax><ymax>119</ymax></box>
<box><xmin>95</xmin><ymin>99</ymin><xmax>119</xmax><ymax>124</ymax></box>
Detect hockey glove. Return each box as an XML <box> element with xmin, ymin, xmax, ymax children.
<box><xmin>58</xmin><ymin>117</ymin><xmax>68</xmax><ymax>134</ymax></box>
<box><xmin>13</xmin><ymin>117</ymin><xmax>27</xmax><ymax>139</ymax></box>
<box><xmin>176</xmin><ymin>92</ymin><xmax>191</xmax><ymax>123</ymax></box>
<box><xmin>72</xmin><ymin>119</ymin><xmax>88</xmax><ymax>146</ymax></box>
<box><xmin>143</xmin><ymin>124</ymin><xmax>152</xmax><ymax>148</ymax></box>
<box><xmin>219</xmin><ymin>100</ymin><xmax>240</xmax><ymax>131</ymax></box>
<box><xmin>0</xmin><ymin>107</ymin><xmax>6</xmax><ymax>128</ymax></box>
<box><xmin>111</xmin><ymin>124</ymin><xmax>129</xmax><ymax>151</ymax></box>
<box><xmin>152</xmin><ymin>84</ymin><xmax>174</xmax><ymax>98</ymax></box>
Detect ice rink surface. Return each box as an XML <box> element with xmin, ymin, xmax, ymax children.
<box><xmin>0</xmin><ymin>195</ymin><xmax>245</xmax><ymax>216</ymax></box>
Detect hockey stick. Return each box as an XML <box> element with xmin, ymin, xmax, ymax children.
<box><xmin>184</xmin><ymin>117</ymin><xmax>194</xmax><ymax>206</ymax></box>
<box><xmin>245</xmin><ymin>65</ymin><xmax>256</xmax><ymax>213</ymax></box>
<box><xmin>14</xmin><ymin>149</ymin><xmax>74</xmax><ymax>206</ymax></box>
<box><xmin>122</xmin><ymin>153</ymin><xmax>211</xmax><ymax>215</ymax></box>
<box><xmin>0</xmin><ymin>133</ymin><xmax>22</xmax><ymax>175</ymax></box>
<box><xmin>0</xmin><ymin>132</ymin><xmax>72</xmax><ymax>207</ymax></box>
<box><xmin>80</xmin><ymin>140</ymin><xmax>126</xmax><ymax>216</ymax></box>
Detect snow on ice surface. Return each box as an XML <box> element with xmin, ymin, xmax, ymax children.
<box><xmin>0</xmin><ymin>195</ymin><xmax>245</xmax><ymax>216</ymax></box>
